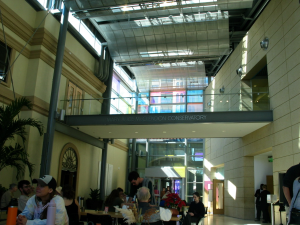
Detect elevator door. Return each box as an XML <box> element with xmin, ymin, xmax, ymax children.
<box><xmin>213</xmin><ymin>179</ymin><xmax>224</xmax><ymax>214</ymax></box>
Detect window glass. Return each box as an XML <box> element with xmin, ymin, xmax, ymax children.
<box><xmin>187</xmin><ymin>168</ymin><xmax>203</xmax><ymax>182</ymax></box>
<box><xmin>187</xmin><ymin>183</ymin><xmax>203</xmax><ymax>196</ymax></box>
<box><xmin>187</xmin><ymin>90</ymin><xmax>203</xmax><ymax>103</ymax></box>
<box><xmin>187</xmin><ymin>103</ymin><xmax>203</xmax><ymax>112</ymax></box>
<box><xmin>0</xmin><ymin>42</ymin><xmax>11</xmax><ymax>82</ymax></box>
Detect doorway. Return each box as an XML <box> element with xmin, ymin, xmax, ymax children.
<box><xmin>213</xmin><ymin>179</ymin><xmax>224</xmax><ymax>214</ymax></box>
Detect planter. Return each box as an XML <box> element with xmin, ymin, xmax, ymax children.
<box><xmin>170</xmin><ymin>208</ymin><xmax>179</xmax><ymax>217</ymax></box>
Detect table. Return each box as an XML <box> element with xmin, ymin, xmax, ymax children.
<box><xmin>81</xmin><ymin>210</ymin><xmax>182</xmax><ymax>221</ymax></box>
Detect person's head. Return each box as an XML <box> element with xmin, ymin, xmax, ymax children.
<box><xmin>193</xmin><ymin>192</ymin><xmax>200</xmax><ymax>202</ymax></box>
<box><xmin>33</xmin><ymin>175</ymin><xmax>57</xmax><ymax>202</ymax></box>
<box><xmin>117</xmin><ymin>187</ymin><xmax>124</xmax><ymax>197</ymax></box>
<box><xmin>128</xmin><ymin>171</ymin><xmax>141</xmax><ymax>186</ymax></box>
<box><xmin>162</xmin><ymin>187</ymin><xmax>166</xmax><ymax>192</ymax></box>
<box><xmin>105</xmin><ymin>189</ymin><xmax>121</xmax><ymax>205</ymax></box>
<box><xmin>18</xmin><ymin>180</ymin><xmax>31</xmax><ymax>196</ymax></box>
<box><xmin>61</xmin><ymin>185</ymin><xmax>75</xmax><ymax>200</ymax></box>
<box><xmin>262</xmin><ymin>185</ymin><xmax>267</xmax><ymax>190</ymax></box>
<box><xmin>136</xmin><ymin>186</ymin><xmax>150</xmax><ymax>202</ymax></box>
<box><xmin>167</xmin><ymin>186</ymin><xmax>170</xmax><ymax>191</ymax></box>
<box><xmin>260</xmin><ymin>184</ymin><xmax>264</xmax><ymax>190</ymax></box>
<box><xmin>9</xmin><ymin>184</ymin><xmax>17</xmax><ymax>192</ymax></box>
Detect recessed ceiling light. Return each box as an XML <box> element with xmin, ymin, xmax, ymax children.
<box><xmin>135</xmin><ymin>132</ymin><xmax>138</xmax><ymax>133</ymax></box>
<box><xmin>163</xmin><ymin>131</ymin><xmax>167</xmax><ymax>133</ymax></box>
<box><xmin>222</xmin><ymin>131</ymin><xmax>225</xmax><ymax>132</ymax></box>
<box><xmin>192</xmin><ymin>131</ymin><xmax>196</xmax><ymax>132</ymax></box>
<box><xmin>108</xmin><ymin>132</ymin><xmax>112</xmax><ymax>133</ymax></box>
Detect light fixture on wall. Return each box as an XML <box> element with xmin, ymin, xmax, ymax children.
<box><xmin>260</xmin><ymin>37</ymin><xmax>269</xmax><ymax>50</ymax></box>
<box><xmin>236</xmin><ymin>66</ymin><xmax>243</xmax><ymax>76</ymax></box>
<box><xmin>219</xmin><ymin>86</ymin><xmax>225</xmax><ymax>94</ymax></box>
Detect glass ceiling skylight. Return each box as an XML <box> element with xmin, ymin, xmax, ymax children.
<box><xmin>130</xmin><ymin>61</ymin><xmax>207</xmax><ymax>92</ymax></box>
<box><xmin>97</xmin><ymin>11</ymin><xmax>229</xmax><ymax>64</ymax></box>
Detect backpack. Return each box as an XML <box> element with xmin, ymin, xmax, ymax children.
<box><xmin>142</xmin><ymin>178</ymin><xmax>155</xmax><ymax>205</ymax></box>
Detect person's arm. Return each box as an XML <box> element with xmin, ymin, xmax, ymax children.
<box><xmin>192</xmin><ymin>202</ymin><xmax>204</xmax><ymax>218</ymax></box>
<box><xmin>74</xmin><ymin>199</ymin><xmax>81</xmax><ymax>220</ymax></box>
<box><xmin>283</xmin><ymin>186</ymin><xmax>292</xmax><ymax>206</ymax></box>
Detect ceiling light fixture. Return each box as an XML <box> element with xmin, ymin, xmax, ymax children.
<box><xmin>260</xmin><ymin>37</ymin><xmax>269</xmax><ymax>50</ymax></box>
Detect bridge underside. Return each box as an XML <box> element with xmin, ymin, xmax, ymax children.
<box><xmin>64</xmin><ymin>111</ymin><xmax>273</xmax><ymax>139</ymax></box>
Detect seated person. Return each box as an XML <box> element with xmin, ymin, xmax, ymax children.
<box><xmin>104</xmin><ymin>189</ymin><xmax>124</xmax><ymax>212</ymax></box>
<box><xmin>17</xmin><ymin>175</ymin><xmax>68</xmax><ymax>225</ymax></box>
<box><xmin>1</xmin><ymin>184</ymin><xmax>17</xmax><ymax>210</ymax></box>
<box><xmin>117</xmin><ymin>187</ymin><xmax>126</xmax><ymax>202</ymax></box>
<box><xmin>182</xmin><ymin>192</ymin><xmax>204</xmax><ymax>225</ymax></box>
<box><xmin>159</xmin><ymin>190</ymin><xmax>171</xmax><ymax>207</ymax></box>
<box><xmin>137</xmin><ymin>187</ymin><xmax>171</xmax><ymax>224</ymax></box>
<box><xmin>18</xmin><ymin>180</ymin><xmax>33</xmax><ymax>213</ymax></box>
<box><xmin>61</xmin><ymin>185</ymin><xmax>80</xmax><ymax>225</ymax></box>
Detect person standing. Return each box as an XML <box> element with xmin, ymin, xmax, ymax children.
<box><xmin>18</xmin><ymin>180</ymin><xmax>33</xmax><ymax>212</ymax></box>
<box><xmin>260</xmin><ymin>185</ymin><xmax>270</xmax><ymax>223</ymax></box>
<box><xmin>254</xmin><ymin>184</ymin><xmax>264</xmax><ymax>221</ymax></box>
<box><xmin>127</xmin><ymin>171</ymin><xmax>155</xmax><ymax>204</ymax></box>
<box><xmin>182</xmin><ymin>192</ymin><xmax>205</xmax><ymax>225</ymax></box>
<box><xmin>0</xmin><ymin>183</ymin><xmax>17</xmax><ymax>210</ymax></box>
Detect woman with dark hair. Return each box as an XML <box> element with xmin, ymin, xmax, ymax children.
<box><xmin>17</xmin><ymin>175</ymin><xmax>68</xmax><ymax>225</ymax></box>
<box><xmin>182</xmin><ymin>192</ymin><xmax>205</xmax><ymax>225</ymax></box>
<box><xmin>62</xmin><ymin>185</ymin><xmax>80</xmax><ymax>225</ymax></box>
<box><xmin>104</xmin><ymin>189</ymin><xmax>124</xmax><ymax>212</ymax></box>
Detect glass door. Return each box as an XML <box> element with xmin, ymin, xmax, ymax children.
<box><xmin>213</xmin><ymin>179</ymin><xmax>224</xmax><ymax>214</ymax></box>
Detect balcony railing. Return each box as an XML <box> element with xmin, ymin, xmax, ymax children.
<box><xmin>60</xmin><ymin>88</ymin><xmax>270</xmax><ymax>116</ymax></box>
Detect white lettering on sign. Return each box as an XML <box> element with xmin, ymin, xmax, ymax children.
<box><xmin>106</xmin><ymin>115</ymin><xmax>207</xmax><ymax>122</ymax></box>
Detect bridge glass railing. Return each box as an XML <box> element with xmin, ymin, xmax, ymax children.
<box><xmin>60</xmin><ymin>88</ymin><xmax>270</xmax><ymax>116</ymax></box>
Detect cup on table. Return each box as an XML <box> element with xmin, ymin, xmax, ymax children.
<box><xmin>115</xmin><ymin>206</ymin><xmax>119</xmax><ymax>214</ymax></box>
<box><xmin>104</xmin><ymin>206</ymin><xmax>109</xmax><ymax>213</ymax></box>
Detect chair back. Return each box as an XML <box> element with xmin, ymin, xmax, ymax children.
<box><xmin>87</xmin><ymin>214</ymin><xmax>112</xmax><ymax>225</ymax></box>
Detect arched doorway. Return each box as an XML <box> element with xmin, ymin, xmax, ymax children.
<box><xmin>57</xmin><ymin>143</ymin><xmax>80</xmax><ymax>195</ymax></box>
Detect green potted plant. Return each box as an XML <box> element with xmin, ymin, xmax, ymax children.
<box><xmin>86</xmin><ymin>188</ymin><xmax>102</xmax><ymax>210</ymax></box>
<box><xmin>0</xmin><ymin>97</ymin><xmax>44</xmax><ymax>179</ymax></box>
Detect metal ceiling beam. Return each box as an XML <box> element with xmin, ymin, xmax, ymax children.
<box><xmin>74</xmin><ymin>2</ymin><xmax>240</xmax><ymax>20</ymax></box>
<box><xmin>240</xmin><ymin>0</ymin><xmax>264</xmax><ymax>30</ymax></box>
<box><xmin>115</xmin><ymin>56</ymin><xmax>220</xmax><ymax>67</ymax></box>
<box><xmin>68</xmin><ymin>0</ymin><xmax>251</xmax><ymax>13</ymax></box>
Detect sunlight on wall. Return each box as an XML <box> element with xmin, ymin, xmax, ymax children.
<box><xmin>228</xmin><ymin>180</ymin><xmax>237</xmax><ymax>200</ymax></box>
<box><xmin>241</xmin><ymin>33</ymin><xmax>249</xmax><ymax>79</ymax></box>
<box><xmin>204</xmin><ymin>159</ymin><xmax>213</xmax><ymax>171</ymax></box>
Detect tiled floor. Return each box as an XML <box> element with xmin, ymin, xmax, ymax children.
<box><xmin>0</xmin><ymin>215</ymin><xmax>273</xmax><ymax>225</ymax></box>
<box><xmin>202</xmin><ymin>215</ymin><xmax>272</xmax><ymax>225</ymax></box>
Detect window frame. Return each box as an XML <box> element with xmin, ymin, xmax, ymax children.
<box><xmin>0</xmin><ymin>42</ymin><xmax>16</xmax><ymax>88</ymax></box>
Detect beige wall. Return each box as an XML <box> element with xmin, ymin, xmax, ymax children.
<box><xmin>204</xmin><ymin>0</ymin><xmax>300</xmax><ymax>221</ymax></box>
<box><xmin>107</xmin><ymin>143</ymin><xmax>128</xmax><ymax>191</ymax></box>
<box><xmin>0</xmin><ymin>0</ymin><xmax>127</xmax><ymax>204</ymax></box>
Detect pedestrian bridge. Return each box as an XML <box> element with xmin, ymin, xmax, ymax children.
<box><xmin>64</xmin><ymin>110</ymin><xmax>273</xmax><ymax>139</ymax></box>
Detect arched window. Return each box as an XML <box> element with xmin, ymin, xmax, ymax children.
<box><xmin>57</xmin><ymin>143</ymin><xmax>80</xmax><ymax>195</ymax></box>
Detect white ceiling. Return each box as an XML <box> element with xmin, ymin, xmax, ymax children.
<box><xmin>71</xmin><ymin>122</ymin><xmax>270</xmax><ymax>139</ymax></box>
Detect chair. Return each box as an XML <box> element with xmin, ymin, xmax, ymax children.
<box><xmin>87</xmin><ymin>213</ymin><xmax>113</xmax><ymax>225</ymax></box>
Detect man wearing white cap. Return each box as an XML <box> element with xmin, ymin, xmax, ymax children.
<box><xmin>16</xmin><ymin>175</ymin><xmax>68</xmax><ymax>225</ymax></box>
